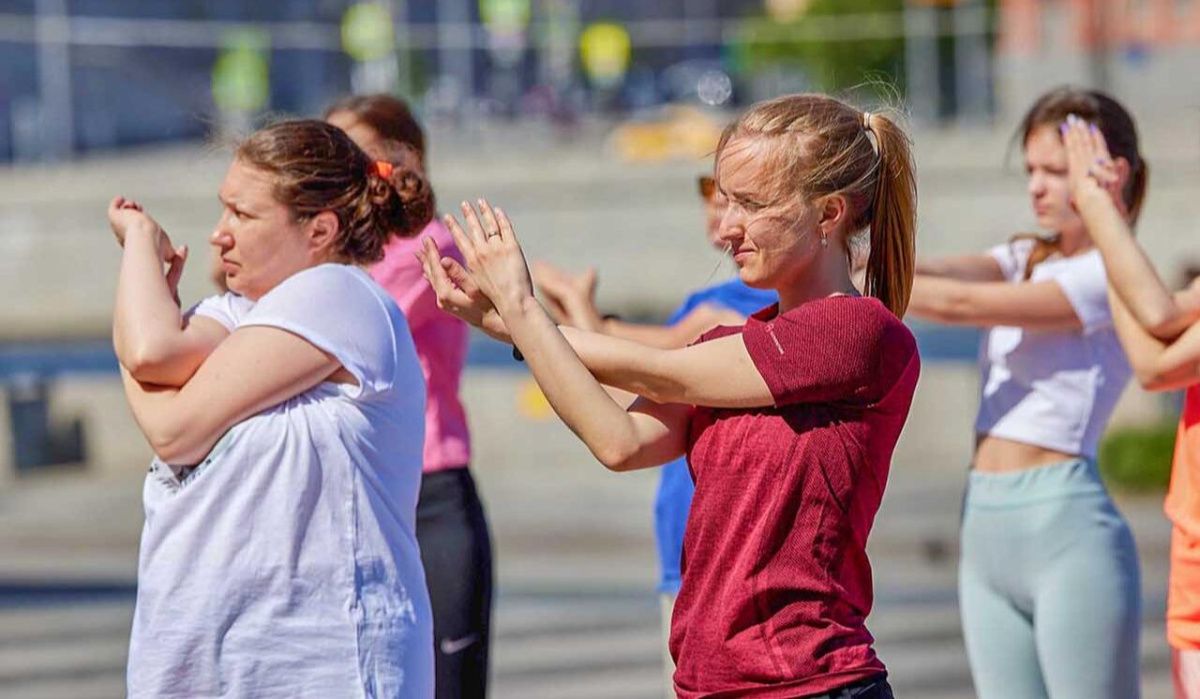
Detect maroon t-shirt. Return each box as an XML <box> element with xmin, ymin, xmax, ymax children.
<box><xmin>670</xmin><ymin>296</ymin><xmax>920</xmax><ymax>698</ymax></box>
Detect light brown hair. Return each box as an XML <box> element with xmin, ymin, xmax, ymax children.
<box><xmin>324</xmin><ymin>94</ymin><xmax>427</xmax><ymax>166</ymax></box>
<box><xmin>236</xmin><ymin>119</ymin><xmax>434</xmax><ymax>264</ymax></box>
<box><xmin>716</xmin><ymin>93</ymin><xmax>917</xmax><ymax>316</ymax></box>
<box><xmin>1014</xmin><ymin>86</ymin><xmax>1148</xmax><ymax>279</ymax></box>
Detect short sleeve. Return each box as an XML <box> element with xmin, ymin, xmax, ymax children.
<box><xmin>184</xmin><ymin>292</ymin><xmax>253</xmax><ymax>331</ymax></box>
<box><xmin>740</xmin><ymin>298</ymin><xmax>917</xmax><ymax>407</ymax></box>
<box><xmin>987</xmin><ymin>239</ymin><xmax>1035</xmax><ymax>283</ymax></box>
<box><xmin>1051</xmin><ymin>251</ymin><xmax>1112</xmax><ymax>333</ymax></box>
<box><xmin>238</xmin><ymin>264</ymin><xmax>400</xmax><ymax>398</ymax></box>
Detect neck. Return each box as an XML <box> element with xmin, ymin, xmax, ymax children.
<box><xmin>1056</xmin><ymin>230</ymin><xmax>1093</xmax><ymax>257</ymax></box>
<box><xmin>776</xmin><ymin>255</ymin><xmax>858</xmax><ymax>314</ymax></box>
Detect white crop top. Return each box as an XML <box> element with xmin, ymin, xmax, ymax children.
<box><xmin>974</xmin><ymin>239</ymin><xmax>1132</xmax><ymax>459</ymax></box>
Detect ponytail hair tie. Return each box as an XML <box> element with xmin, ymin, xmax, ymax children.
<box><xmin>372</xmin><ymin>160</ymin><xmax>394</xmax><ymax>180</ymax></box>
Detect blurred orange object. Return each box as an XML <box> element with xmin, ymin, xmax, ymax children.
<box><xmin>608</xmin><ymin>105</ymin><xmax>725</xmax><ymax>163</ymax></box>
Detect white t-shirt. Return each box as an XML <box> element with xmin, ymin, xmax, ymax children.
<box><xmin>974</xmin><ymin>239</ymin><xmax>1132</xmax><ymax>459</ymax></box>
<box><xmin>128</xmin><ymin>264</ymin><xmax>432</xmax><ymax>698</ymax></box>
<box><xmin>184</xmin><ymin>290</ymin><xmax>254</xmax><ymax>331</ymax></box>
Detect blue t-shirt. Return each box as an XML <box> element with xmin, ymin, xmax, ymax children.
<box><xmin>654</xmin><ymin>277</ymin><xmax>777</xmax><ymax>593</ymax></box>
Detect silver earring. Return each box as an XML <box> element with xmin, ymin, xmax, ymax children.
<box><xmin>820</xmin><ymin>233</ymin><xmax>828</xmax><ymax>248</ymax></box>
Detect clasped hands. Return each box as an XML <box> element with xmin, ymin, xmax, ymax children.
<box><xmin>108</xmin><ymin>196</ymin><xmax>188</xmax><ymax>304</ymax></box>
<box><xmin>416</xmin><ymin>199</ymin><xmax>536</xmax><ymax>344</ymax></box>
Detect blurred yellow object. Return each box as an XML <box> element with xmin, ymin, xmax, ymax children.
<box><xmin>341</xmin><ymin>3</ymin><xmax>395</xmax><ymax>62</ymax></box>
<box><xmin>480</xmin><ymin>0</ymin><xmax>532</xmax><ymax>32</ymax></box>
<box><xmin>609</xmin><ymin>105</ymin><xmax>724</xmax><ymax>163</ymax></box>
<box><xmin>579</xmin><ymin>22</ymin><xmax>632</xmax><ymax>89</ymax></box>
<box><xmin>517</xmin><ymin>378</ymin><xmax>554</xmax><ymax>420</ymax></box>
<box><xmin>764</xmin><ymin>0</ymin><xmax>812</xmax><ymax>23</ymax></box>
<box><xmin>212</xmin><ymin>29</ymin><xmax>270</xmax><ymax>113</ymax></box>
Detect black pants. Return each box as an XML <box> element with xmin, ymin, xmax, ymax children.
<box><xmin>801</xmin><ymin>674</ymin><xmax>894</xmax><ymax>699</ymax></box>
<box><xmin>417</xmin><ymin>468</ymin><xmax>494</xmax><ymax>699</ymax></box>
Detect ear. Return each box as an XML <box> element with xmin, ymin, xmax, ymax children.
<box><xmin>306</xmin><ymin>211</ymin><xmax>341</xmax><ymax>259</ymax></box>
<box><xmin>1113</xmin><ymin>156</ymin><xmax>1132</xmax><ymax>190</ymax></box>
<box><xmin>816</xmin><ymin>194</ymin><xmax>849</xmax><ymax>239</ymax></box>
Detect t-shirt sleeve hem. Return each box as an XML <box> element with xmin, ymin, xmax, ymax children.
<box><xmin>740</xmin><ymin>326</ymin><xmax>785</xmax><ymax>406</ymax></box>
<box><xmin>236</xmin><ymin>316</ymin><xmax>391</xmax><ymax>399</ymax></box>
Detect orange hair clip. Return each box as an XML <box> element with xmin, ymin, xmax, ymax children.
<box><xmin>372</xmin><ymin>160</ymin><xmax>394</xmax><ymax>180</ymax></box>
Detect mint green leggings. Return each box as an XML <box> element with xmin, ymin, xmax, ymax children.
<box><xmin>959</xmin><ymin>458</ymin><xmax>1141</xmax><ymax>699</ymax></box>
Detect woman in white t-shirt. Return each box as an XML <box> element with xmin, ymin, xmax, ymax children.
<box><xmin>108</xmin><ymin>119</ymin><xmax>436</xmax><ymax>698</ymax></box>
<box><xmin>908</xmin><ymin>88</ymin><xmax>1147</xmax><ymax>698</ymax></box>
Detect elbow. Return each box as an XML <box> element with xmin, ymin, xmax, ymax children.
<box><xmin>146</xmin><ymin>427</ymin><xmax>187</xmax><ymax>464</ymax></box>
<box><xmin>145</xmin><ymin>425</ymin><xmax>204</xmax><ymax>465</ymax></box>
<box><xmin>1135</xmin><ymin>369</ymin><xmax>1173</xmax><ymax>393</ymax></box>
<box><xmin>592</xmin><ymin>437</ymin><xmax>644</xmax><ymax>473</ymax></box>
<box><xmin>122</xmin><ymin>343</ymin><xmax>170</xmax><ymax>383</ymax></box>
<box><xmin>1132</xmin><ymin>361</ymin><xmax>1175</xmax><ymax>392</ymax></box>
<box><xmin>1144</xmin><ymin>313</ymin><xmax>1181</xmax><ymax>341</ymax></box>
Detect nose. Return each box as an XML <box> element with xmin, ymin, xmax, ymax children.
<box><xmin>210</xmin><ymin>215</ymin><xmax>233</xmax><ymax>249</ymax></box>
<box><xmin>716</xmin><ymin>205</ymin><xmax>744</xmax><ymax>246</ymax></box>
<box><xmin>1027</xmin><ymin>171</ymin><xmax>1046</xmax><ymax>198</ymax></box>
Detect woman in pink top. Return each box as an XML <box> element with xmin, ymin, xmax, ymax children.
<box><xmin>327</xmin><ymin>95</ymin><xmax>491</xmax><ymax>699</ymax></box>
<box><xmin>420</xmin><ymin>94</ymin><xmax>919</xmax><ymax>698</ymax></box>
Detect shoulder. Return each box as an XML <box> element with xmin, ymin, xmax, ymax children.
<box><xmin>252</xmin><ymin>264</ymin><xmax>394</xmax><ymax>328</ymax></box>
<box><xmin>268</xmin><ymin>263</ymin><xmax>378</xmax><ymax>299</ymax></box>
<box><xmin>775</xmin><ymin>296</ymin><xmax>915</xmax><ymax>353</ymax></box>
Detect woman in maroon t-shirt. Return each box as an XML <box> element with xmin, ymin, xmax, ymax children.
<box><xmin>419</xmin><ymin>94</ymin><xmax>922</xmax><ymax>698</ymax></box>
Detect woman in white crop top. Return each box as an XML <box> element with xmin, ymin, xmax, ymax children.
<box><xmin>908</xmin><ymin>88</ymin><xmax>1148</xmax><ymax>698</ymax></box>
<box><xmin>109</xmin><ymin>120</ymin><xmax>437</xmax><ymax>698</ymax></box>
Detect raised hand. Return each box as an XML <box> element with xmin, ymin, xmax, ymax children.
<box><xmin>416</xmin><ymin>235</ymin><xmax>512</xmax><ymax>342</ymax></box>
<box><xmin>108</xmin><ymin>196</ymin><xmax>188</xmax><ymax>304</ymax></box>
<box><xmin>444</xmin><ymin>199</ymin><xmax>536</xmax><ymax>312</ymax></box>
<box><xmin>531</xmin><ymin>261</ymin><xmax>604</xmax><ymax>332</ymax></box>
<box><xmin>1063</xmin><ymin>115</ymin><xmax>1130</xmax><ymax>222</ymax></box>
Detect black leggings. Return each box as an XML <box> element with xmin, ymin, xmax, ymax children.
<box><xmin>416</xmin><ymin>468</ymin><xmax>494</xmax><ymax>699</ymax></box>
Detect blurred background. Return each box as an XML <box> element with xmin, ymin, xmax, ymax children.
<box><xmin>1</xmin><ymin>0</ymin><xmax>1199</xmax><ymax>696</ymax></box>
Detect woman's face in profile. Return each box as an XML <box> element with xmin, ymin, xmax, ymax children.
<box><xmin>210</xmin><ymin>159</ymin><xmax>313</xmax><ymax>301</ymax></box>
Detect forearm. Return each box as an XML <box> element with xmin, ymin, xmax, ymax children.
<box><xmin>906</xmin><ymin>275</ymin><xmax>973</xmax><ymax>325</ymax></box>
<box><xmin>603</xmin><ymin>318</ymin><xmax>685</xmax><ymax>349</ymax></box>
<box><xmin>502</xmin><ymin>297</ymin><xmax>658</xmax><ymax>469</ymax></box>
<box><xmin>113</xmin><ymin>229</ymin><xmax>188</xmax><ymax>379</ymax></box>
<box><xmin>1077</xmin><ymin>189</ymin><xmax>1187</xmax><ymax>337</ymax></box>
<box><xmin>1109</xmin><ymin>288</ymin><xmax>1173</xmax><ymax>389</ymax></box>
<box><xmin>915</xmin><ymin>255</ymin><xmax>1002</xmax><ymax>282</ymax></box>
<box><xmin>120</xmin><ymin>368</ymin><xmax>205</xmax><ymax>463</ymax></box>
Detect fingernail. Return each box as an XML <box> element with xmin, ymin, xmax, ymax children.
<box><xmin>1089</xmin><ymin>123</ymin><xmax>1099</xmax><ymax>135</ymax></box>
<box><xmin>1059</xmin><ymin>122</ymin><xmax>1068</xmax><ymax>135</ymax></box>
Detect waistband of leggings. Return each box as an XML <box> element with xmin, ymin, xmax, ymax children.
<box><xmin>965</xmin><ymin>457</ymin><xmax>1109</xmax><ymax>508</ymax></box>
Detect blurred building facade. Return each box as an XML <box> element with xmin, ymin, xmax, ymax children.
<box><xmin>2</xmin><ymin>0</ymin><xmax>1199</xmax><ymax>163</ymax></box>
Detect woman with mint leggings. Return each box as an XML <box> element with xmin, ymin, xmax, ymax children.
<box><xmin>960</xmin><ymin>460</ymin><xmax>1140</xmax><ymax>696</ymax></box>
<box><xmin>908</xmin><ymin>87</ymin><xmax>1147</xmax><ymax>698</ymax></box>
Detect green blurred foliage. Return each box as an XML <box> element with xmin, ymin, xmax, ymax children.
<box><xmin>1099</xmin><ymin>421</ymin><xmax>1177</xmax><ymax>493</ymax></box>
<box><xmin>729</xmin><ymin>0</ymin><xmax>905</xmax><ymax>95</ymax></box>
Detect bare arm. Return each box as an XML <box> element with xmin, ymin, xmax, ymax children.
<box><xmin>603</xmin><ymin>305</ymin><xmax>747</xmax><ymax>349</ymax></box>
<box><xmin>1109</xmin><ymin>288</ymin><xmax>1200</xmax><ymax>391</ymax></box>
<box><xmin>121</xmin><ymin>326</ymin><xmax>343</xmax><ymax>465</ymax></box>
<box><xmin>420</xmin><ymin>202</ymin><xmax>771</xmax><ymax>470</ymax></box>
<box><xmin>1064</xmin><ymin>118</ymin><xmax>1200</xmax><ymax>339</ymax></box>
<box><xmin>533</xmin><ymin>260</ymin><xmax>745</xmax><ymax>349</ymax></box>
<box><xmin>907</xmin><ymin>274</ymin><xmax>1083</xmax><ymax>330</ymax></box>
<box><xmin>110</xmin><ymin>199</ymin><xmax>229</xmax><ymax>386</ymax></box>
<box><xmin>915</xmin><ymin>254</ymin><xmax>1004</xmax><ymax>282</ymax></box>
